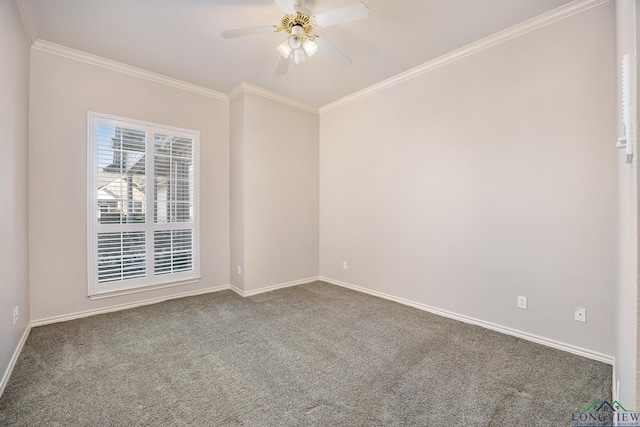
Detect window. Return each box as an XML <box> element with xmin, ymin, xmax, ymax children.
<box><xmin>88</xmin><ymin>112</ymin><xmax>199</xmax><ymax>296</ymax></box>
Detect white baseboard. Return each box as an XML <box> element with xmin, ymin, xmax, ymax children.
<box><xmin>319</xmin><ymin>277</ymin><xmax>614</xmax><ymax>365</ymax></box>
<box><xmin>31</xmin><ymin>285</ymin><xmax>230</xmax><ymax>327</ymax></box>
<box><xmin>0</xmin><ymin>324</ymin><xmax>31</xmax><ymax>397</ymax></box>
<box><xmin>230</xmin><ymin>277</ymin><xmax>320</xmax><ymax>297</ymax></box>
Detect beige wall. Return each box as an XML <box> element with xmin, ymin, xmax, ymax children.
<box><xmin>28</xmin><ymin>49</ymin><xmax>230</xmax><ymax>321</ymax></box>
<box><xmin>231</xmin><ymin>92</ymin><xmax>319</xmax><ymax>292</ymax></box>
<box><xmin>615</xmin><ymin>0</ymin><xmax>638</xmax><ymax>408</ymax></box>
<box><xmin>0</xmin><ymin>0</ymin><xmax>31</xmax><ymax>392</ymax></box>
<box><xmin>320</xmin><ymin>3</ymin><xmax>615</xmax><ymax>357</ymax></box>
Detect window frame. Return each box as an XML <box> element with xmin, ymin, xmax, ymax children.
<box><xmin>87</xmin><ymin>112</ymin><xmax>200</xmax><ymax>297</ymax></box>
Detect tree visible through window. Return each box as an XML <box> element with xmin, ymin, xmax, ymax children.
<box><xmin>88</xmin><ymin>113</ymin><xmax>199</xmax><ymax>295</ymax></box>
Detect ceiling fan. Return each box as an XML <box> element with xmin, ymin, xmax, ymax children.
<box><xmin>221</xmin><ymin>0</ymin><xmax>369</xmax><ymax>75</ymax></box>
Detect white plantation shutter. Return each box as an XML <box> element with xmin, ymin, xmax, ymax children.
<box><xmin>88</xmin><ymin>113</ymin><xmax>199</xmax><ymax>296</ymax></box>
<box><xmin>153</xmin><ymin>133</ymin><xmax>195</xmax><ymax>276</ymax></box>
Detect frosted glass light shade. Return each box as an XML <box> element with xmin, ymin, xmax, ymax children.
<box><xmin>302</xmin><ymin>39</ymin><xmax>318</xmax><ymax>57</ymax></box>
<box><xmin>292</xmin><ymin>48</ymin><xmax>306</xmax><ymax>65</ymax></box>
<box><xmin>277</xmin><ymin>40</ymin><xmax>292</xmax><ymax>58</ymax></box>
<box><xmin>288</xmin><ymin>34</ymin><xmax>302</xmax><ymax>50</ymax></box>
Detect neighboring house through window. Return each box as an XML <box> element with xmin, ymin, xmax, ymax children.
<box><xmin>88</xmin><ymin>112</ymin><xmax>199</xmax><ymax>296</ymax></box>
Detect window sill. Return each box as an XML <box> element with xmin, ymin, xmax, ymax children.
<box><xmin>89</xmin><ymin>277</ymin><xmax>202</xmax><ymax>300</ymax></box>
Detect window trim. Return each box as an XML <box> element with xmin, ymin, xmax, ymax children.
<box><xmin>87</xmin><ymin>112</ymin><xmax>200</xmax><ymax>297</ymax></box>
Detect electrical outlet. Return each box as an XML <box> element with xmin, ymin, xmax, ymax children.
<box><xmin>12</xmin><ymin>306</ymin><xmax>18</xmax><ymax>325</ymax></box>
<box><xmin>343</xmin><ymin>261</ymin><xmax>348</xmax><ymax>270</ymax></box>
<box><xmin>574</xmin><ymin>307</ymin><xmax>586</xmax><ymax>323</ymax></box>
<box><xmin>517</xmin><ymin>296</ymin><xmax>527</xmax><ymax>310</ymax></box>
<box><xmin>237</xmin><ymin>265</ymin><xmax>242</xmax><ymax>275</ymax></box>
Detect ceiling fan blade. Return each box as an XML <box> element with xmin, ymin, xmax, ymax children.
<box><xmin>274</xmin><ymin>0</ymin><xmax>296</xmax><ymax>15</ymax></box>
<box><xmin>275</xmin><ymin>55</ymin><xmax>290</xmax><ymax>76</ymax></box>
<box><xmin>314</xmin><ymin>2</ymin><xmax>369</xmax><ymax>28</ymax></box>
<box><xmin>221</xmin><ymin>25</ymin><xmax>275</xmax><ymax>39</ymax></box>
<box><xmin>315</xmin><ymin>37</ymin><xmax>352</xmax><ymax>69</ymax></box>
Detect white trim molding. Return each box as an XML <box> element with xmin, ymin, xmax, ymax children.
<box><xmin>88</xmin><ymin>277</ymin><xmax>202</xmax><ymax>300</ymax></box>
<box><xmin>319</xmin><ymin>0</ymin><xmax>610</xmax><ymax>113</ymax></box>
<box><xmin>319</xmin><ymin>277</ymin><xmax>615</xmax><ymax>365</ymax></box>
<box><xmin>32</xmin><ymin>40</ymin><xmax>228</xmax><ymax>101</ymax></box>
<box><xmin>229</xmin><ymin>82</ymin><xmax>319</xmax><ymax>114</ymax></box>
<box><xmin>0</xmin><ymin>325</ymin><xmax>30</xmax><ymax>397</ymax></box>
<box><xmin>230</xmin><ymin>277</ymin><xmax>320</xmax><ymax>298</ymax></box>
<box><xmin>16</xmin><ymin>0</ymin><xmax>38</xmax><ymax>46</ymax></box>
<box><xmin>31</xmin><ymin>285</ymin><xmax>230</xmax><ymax>327</ymax></box>
<box><xmin>31</xmin><ymin>277</ymin><xmax>322</xmax><ymax>327</ymax></box>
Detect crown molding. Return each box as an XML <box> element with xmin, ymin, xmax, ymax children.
<box><xmin>30</xmin><ymin>39</ymin><xmax>317</xmax><ymax>111</ymax></box>
<box><xmin>320</xmin><ymin>0</ymin><xmax>610</xmax><ymax>114</ymax></box>
<box><xmin>16</xmin><ymin>0</ymin><xmax>38</xmax><ymax>46</ymax></box>
<box><xmin>229</xmin><ymin>82</ymin><xmax>319</xmax><ymax>114</ymax></box>
<box><xmin>32</xmin><ymin>40</ymin><xmax>228</xmax><ymax>101</ymax></box>
<box><xmin>228</xmin><ymin>83</ymin><xmax>245</xmax><ymax>102</ymax></box>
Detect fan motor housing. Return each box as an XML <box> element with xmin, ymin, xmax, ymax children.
<box><xmin>278</xmin><ymin>12</ymin><xmax>316</xmax><ymax>36</ymax></box>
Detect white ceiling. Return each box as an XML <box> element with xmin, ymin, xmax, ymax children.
<box><xmin>29</xmin><ymin>0</ymin><xmax>575</xmax><ymax>107</ymax></box>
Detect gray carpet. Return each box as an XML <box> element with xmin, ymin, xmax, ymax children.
<box><xmin>0</xmin><ymin>281</ymin><xmax>611</xmax><ymax>426</ymax></box>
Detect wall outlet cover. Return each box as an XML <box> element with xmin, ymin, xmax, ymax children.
<box><xmin>517</xmin><ymin>296</ymin><xmax>527</xmax><ymax>309</ymax></box>
<box><xmin>574</xmin><ymin>307</ymin><xmax>586</xmax><ymax>323</ymax></box>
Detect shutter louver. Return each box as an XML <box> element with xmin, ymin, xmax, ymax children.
<box><xmin>154</xmin><ymin>230</ymin><xmax>193</xmax><ymax>275</ymax></box>
<box><xmin>97</xmin><ymin>232</ymin><xmax>146</xmax><ymax>283</ymax></box>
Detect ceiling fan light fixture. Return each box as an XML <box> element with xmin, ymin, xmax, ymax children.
<box><xmin>277</xmin><ymin>40</ymin><xmax>292</xmax><ymax>58</ymax></box>
<box><xmin>302</xmin><ymin>39</ymin><xmax>318</xmax><ymax>57</ymax></box>
<box><xmin>287</xmin><ymin>34</ymin><xmax>302</xmax><ymax>50</ymax></box>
